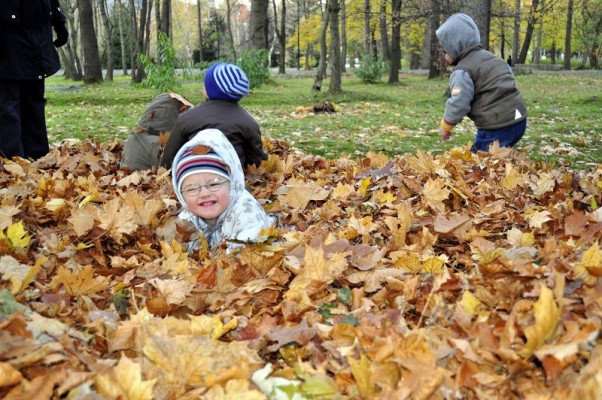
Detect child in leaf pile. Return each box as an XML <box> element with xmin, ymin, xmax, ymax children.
<box><xmin>436</xmin><ymin>13</ymin><xmax>528</xmax><ymax>152</ymax></box>
<box><xmin>172</xmin><ymin>128</ymin><xmax>275</xmax><ymax>252</ymax></box>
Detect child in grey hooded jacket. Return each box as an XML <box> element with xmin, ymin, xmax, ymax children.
<box><xmin>172</xmin><ymin>128</ymin><xmax>275</xmax><ymax>252</ymax></box>
<box><xmin>436</xmin><ymin>13</ymin><xmax>528</xmax><ymax>152</ymax></box>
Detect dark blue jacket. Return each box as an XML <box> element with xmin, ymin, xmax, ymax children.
<box><xmin>0</xmin><ymin>0</ymin><xmax>66</xmax><ymax>80</ymax></box>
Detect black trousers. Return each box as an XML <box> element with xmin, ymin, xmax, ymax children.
<box><xmin>0</xmin><ymin>79</ymin><xmax>50</xmax><ymax>160</ymax></box>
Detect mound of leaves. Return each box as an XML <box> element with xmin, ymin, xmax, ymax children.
<box><xmin>1</xmin><ymin>139</ymin><xmax>601</xmax><ymax>399</ymax></box>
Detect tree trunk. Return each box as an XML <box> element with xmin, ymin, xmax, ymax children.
<box><xmin>518</xmin><ymin>0</ymin><xmax>540</xmax><ymax>64</ymax></box>
<box><xmin>250</xmin><ymin>0</ymin><xmax>269</xmax><ymax>49</ymax></box>
<box><xmin>197</xmin><ymin>0</ymin><xmax>203</xmax><ymax>63</ymax></box>
<box><xmin>428</xmin><ymin>0</ymin><xmax>442</xmax><ymax>79</ymax></box>
<box><xmin>161</xmin><ymin>0</ymin><xmax>171</xmax><ymax>37</ymax></box>
<box><xmin>563</xmin><ymin>0</ymin><xmax>574</xmax><ymax>70</ymax></box>
<box><xmin>312</xmin><ymin>10</ymin><xmax>330</xmax><ymax>91</ymax></box>
<box><xmin>115</xmin><ymin>0</ymin><xmax>128</xmax><ymax>75</ymax></box>
<box><xmin>99</xmin><ymin>0</ymin><xmax>114</xmax><ymax>81</ymax></box>
<box><xmin>341</xmin><ymin>0</ymin><xmax>347</xmax><ymax>72</ymax></box>
<box><xmin>379</xmin><ymin>0</ymin><xmax>390</xmax><ymax>61</ymax></box>
<box><xmin>388</xmin><ymin>0</ymin><xmax>401</xmax><ymax>84</ymax></box>
<box><xmin>57</xmin><ymin>0</ymin><xmax>83</xmax><ymax>80</ymax></box>
<box><xmin>328</xmin><ymin>0</ymin><xmax>341</xmax><ymax>93</ymax></box>
<box><xmin>271</xmin><ymin>0</ymin><xmax>286</xmax><ymax>74</ymax></box>
<box><xmin>363</xmin><ymin>0</ymin><xmax>371</xmax><ymax>58</ymax></box>
<box><xmin>226</xmin><ymin>0</ymin><xmax>237</xmax><ymax>60</ymax></box>
<box><xmin>512</xmin><ymin>0</ymin><xmax>520</xmax><ymax>64</ymax></box>
<box><xmin>534</xmin><ymin>0</ymin><xmax>545</xmax><ymax>63</ymax></box>
<box><xmin>463</xmin><ymin>0</ymin><xmax>491</xmax><ymax>50</ymax></box>
<box><xmin>78</xmin><ymin>0</ymin><xmax>103</xmax><ymax>83</ymax></box>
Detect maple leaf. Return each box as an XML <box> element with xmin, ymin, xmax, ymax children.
<box><xmin>142</xmin><ymin>334</ymin><xmax>262</xmax><ymax>390</ymax></box>
<box><xmin>284</xmin><ymin>238</ymin><xmax>348</xmax><ymax>313</ymax></box>
<box><xmin>123</xmin><ymin>191</ymin><xmax>164</xmax><ymax>226</ymax></box>
<box><xmin>150</xmin><ymin>278</ymin><xmax>194</xmax><ymax>305</ymax></box>
<box><xmin>275</xmin><ymin>182</ymin><xmax>330</xmax><ymax>210</ymax></box>
<box><xmin>0</xmin><ymin>205</ymin><xmax>20</xmax><ymax>231</ymax></box>
<box><xmin>0</xmin><ymin>220</ymin><xmax>31</xmax><ymax>249</ymax></box>
<box><xmin>68</xmin><ymin>207</ymin><xmax>96</xmax><ymax>237</ymax></box>
<box><xmin>527</xmin><ymin>210</ymin><xmax>552</xmax><ymax>229</ymax></box>
<box><xmin>97</xmin><ymin>197</ymin><xmax>139</xmax><ymax>244</ymax></box>
<box><xmin>421</xmin><ymin>178</ymin><xmax>450</xmax><ymax>214</ymax></box>
<box><xmin>95</xmin><ymin>355</ymin><xmax>157</xmax><ymax>400</ymax></box>
<box><xmin>519</xmin><ymin>285</ymin><xmax>561</xmax><ymax>358</ymax></box>
<box><xmin>51</xmin><ymin>265</ymin><xmax>110</xmax><ymax>296</ymax></box>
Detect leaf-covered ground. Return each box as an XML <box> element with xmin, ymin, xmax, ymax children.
<box><xmin>1</xmin><ymin>139</ymin><xmax>601</xmax><ymax>399</ymax></box>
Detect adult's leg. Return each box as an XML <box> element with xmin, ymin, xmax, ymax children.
<box><xmin>0</xmin><ymin>80</ymin><xmax>24</xmax><ymax>159</ymax></box>
<box><xmin>20</xmin><ymin>79</ymin><xmax>50</xmax><ymax>160</ymax></box>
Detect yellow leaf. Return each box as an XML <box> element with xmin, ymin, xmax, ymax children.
<box><xmin>358</xmin><ymin>177</ymin><xmax>371</xmax><ymax>197</ymax></box>
<box><xmin>578</xmin><ymin>242</ymin><xmax>602</xmax><ymax>277</ymax></box>
<box><xmin>421</xmin><ymin>178</ymin><xmax>450</xmax><ymax>214</ymax></box>
<box><xmin>0</xmin><ymin>361</ymin><xmax>23</xmax><ymax>387</ymax></box>
<box><xmin>519</xmin><ymin>285</ymin><xmax>561</xmax><ymax>358</ymax></box>
<box><xmin>0</xmin><ymin>220</ymin><xmax>31</xmax><ymax>248</ymax></box>
<box><xmin>348</xmin><ymin>354</ymin><xmax>376</xmax><ymax>397</ymax></box>
<box><xmin>421</xmin><ymin>257</ymin><xmax>444</xmax><ymax>274</ymax></box>
<box><xmin>460</xmin><ymin>291</ymin><xmax>482</xmax><ymax>315</ymax></box>
<box><xmin>190</xmin><ymin>315</ymin><xmax>238</xmax><ymax>340</ymax></box>
<box><xmin>78</xmin><ymin>194</ymin><xmax>95</xmax><ymax>209</ymax></box>
<box><xmin>373</xmin><ymin>189</ymin><xmax>395</xmax><ymax>204</ymax></box>
<box><xmin>502</xmin><ymin>164</ymin><xmax>522</xmax><ymax>190</ymax></box>
<box><xmin>0</xmin><ymin>255</ymin><xmax>29</xmax><ymax>293</ymax></box>
<box><xmin>51</xmin><ymin>265</ymin><xmax>110</xmax><ymax>296</ymax></box>
<box><xmin>19</xmin><ymin>257</ymin><xmax>47</xmax><ymax>292</ymax></box>
<box><xmin>95</xmin><ymin>356</ymin><xmax>156</xmax><ymax>400</ymax></box>
<box><xmin>331</xmin><ymin>183</ymin><xmax>355</xmax><ymax>200</ymax></box>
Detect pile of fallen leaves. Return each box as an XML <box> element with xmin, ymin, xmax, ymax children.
<box><xmin>1</xmin><ymin>138</ymin><xmax>601</xmax><ymax>399</ymax></box>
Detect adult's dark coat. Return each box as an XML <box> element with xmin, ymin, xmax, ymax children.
<box><xmin>0</xmin><ymin>0</ymin><xmax>66</xmax><ymax>80</ymax></box>
<box><xmin>0</xmin><ymin>0</ymin><xmax>67</xmax><ymax>160</ymax></box>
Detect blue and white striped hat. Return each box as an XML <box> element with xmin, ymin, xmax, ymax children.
<box><xmin>204</xmin><ymin>62</ymin><xmax>250</xmax><ymax>102</ymax></box>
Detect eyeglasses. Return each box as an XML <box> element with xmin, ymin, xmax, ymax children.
<box><xmin>180</xmin><ymin>180</ymin><xmax>229</xmax><ymax>197</ymax></box>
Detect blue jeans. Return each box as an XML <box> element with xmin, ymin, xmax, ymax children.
<box><xmin>471</xmin><ymin>118</ymin><xmax>527</xmax><ymax>153</ymax></box>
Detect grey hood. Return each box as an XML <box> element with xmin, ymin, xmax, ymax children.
<box><xmin>436</xmin><ymin>13</ymin><xmax>481</xmax><ymax>61</ymax></box>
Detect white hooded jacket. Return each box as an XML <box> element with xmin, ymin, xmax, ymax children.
<box><xmin>172</xmin><ymin>128</ymin><xmax>274</xmax><ymax>251</ymax></box>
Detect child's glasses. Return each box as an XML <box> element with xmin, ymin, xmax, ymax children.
<box><xmin>181</xmin><ymin>180</ymin><xmax>229</xmax><ymax>196</ymax></box>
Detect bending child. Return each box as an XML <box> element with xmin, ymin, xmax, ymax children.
<box><xmin>172</xmin><ymin>128</ymin><xmax>275</xmax><ymax>252</ymax></box>
<box><xmin>436</xmin><ymin>13</ymin><xmax>528</xmax><ymax>152</ymax></box>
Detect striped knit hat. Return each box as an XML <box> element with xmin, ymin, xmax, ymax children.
<box><xmin>204</xmin><ymin>62</ymin><xmax>250</xmax><ymax>102</ymax></box>
<box><xmin>174</xmin><ymin>145</ymin><xmax>231</xmax><ymax>194</ymax></box>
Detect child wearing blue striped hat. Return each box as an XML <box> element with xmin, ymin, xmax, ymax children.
<box><xmin>160</xmin><ymin>62</ymin><xmax>267</xmax><ymax>171</ymax></box>
<box><xmin>172</xmin><ymin>128</ymin><xmax>275</xmax><ymax>252</ymax></box>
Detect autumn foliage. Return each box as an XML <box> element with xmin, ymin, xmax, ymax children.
<box><xmin>1</xmin><ymin>139</ymin><xmax>601</xmax><ymax>399</ymax></box>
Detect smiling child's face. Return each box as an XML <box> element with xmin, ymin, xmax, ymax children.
<box><xmin>180</xmin><ymin>172</ymin><xmax>230</xmax><ymax>222</ymax></box>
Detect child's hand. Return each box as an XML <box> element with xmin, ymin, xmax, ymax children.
<box><xmin>440</xmin><ymin>126</ymin><xmax>452</xmax><ymax>141</ymax></box>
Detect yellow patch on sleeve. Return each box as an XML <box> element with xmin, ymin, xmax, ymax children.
<box><xmin>451</xmin><ymin>87</ymin><xmax>461</xmax><ymax>96</ymax></box>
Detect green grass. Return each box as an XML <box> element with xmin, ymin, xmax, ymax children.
<box><xmin>45</xmin><ymin>71</ymin><xmax>602</xmax><ymax>169</ymax></box>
